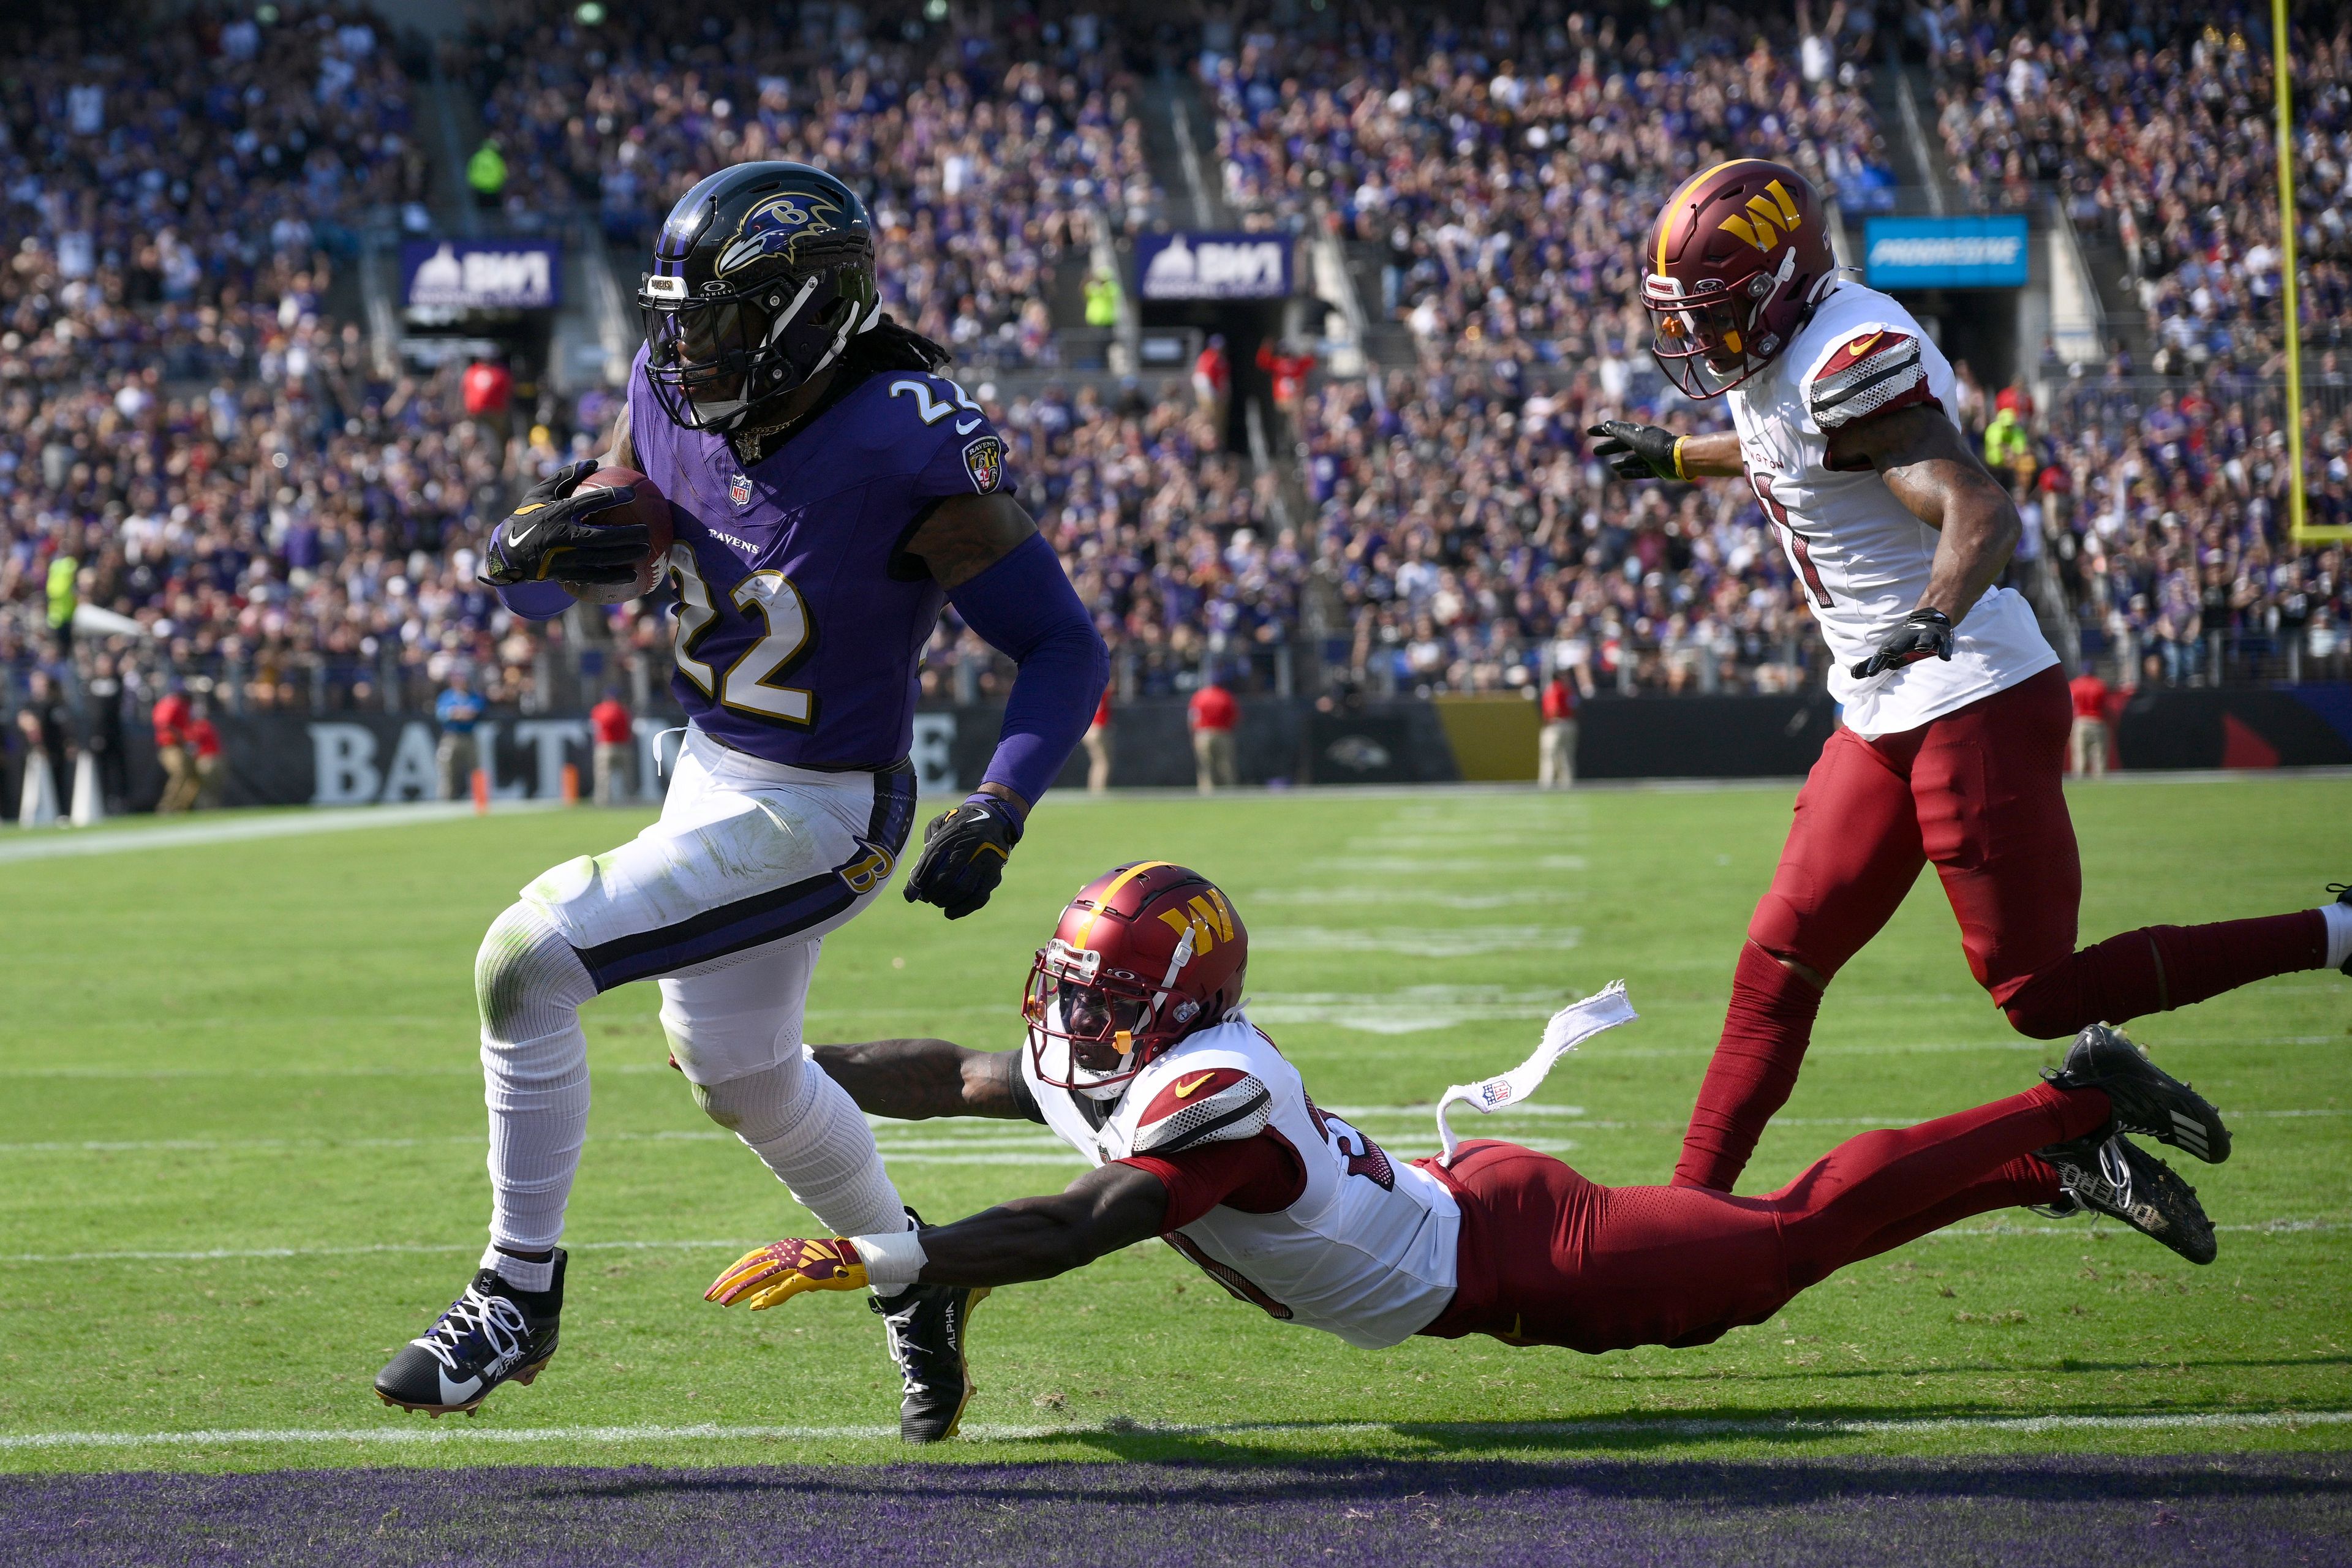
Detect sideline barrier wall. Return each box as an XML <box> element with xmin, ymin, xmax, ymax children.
<box><xmin>67</xmin><ymin>686</ymin><xmax>2352</xmax><ymax>810</ymax></box>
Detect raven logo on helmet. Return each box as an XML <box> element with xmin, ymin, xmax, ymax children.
<box><xmin>715</xmin><ymin>192</ymin><xmax>843</xmax><ymax>276</ymax></box>
<box><xmin>636</xmin><ymin>162</ymin><xmax>882</xmax><ymax>435</ymax></box>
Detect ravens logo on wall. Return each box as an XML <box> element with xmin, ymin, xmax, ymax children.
<box><xmin>962</xmin><ymin>435</ymin><xmax>1004</xmax><ymax>494</ymax></box>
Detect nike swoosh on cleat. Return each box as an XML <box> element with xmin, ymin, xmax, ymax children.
<box><xmin>438</xmin><ymin>1370</ymin><xmax>483</xmax><ymax>1406</ymax></box>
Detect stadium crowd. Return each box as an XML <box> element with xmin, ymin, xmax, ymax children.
<box><xmin>459</xmin><ymin>1</ymin><xmax>1160</xmax><ymax>366</ymax></box>
<box><xmin>1923</xmin><ymin>1</ymin><xmax>2352</xmax><ymax>375</ymax></box>
<box><xmin>4</xmin><ymin>0</ymin><xmax>2350</xmax><ymax>804</ymax></box>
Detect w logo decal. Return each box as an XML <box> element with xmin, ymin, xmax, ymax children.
<box><xmin>1719</xmin><ymin>180</ymin><xmax>1803</xmax><ymax>252</ymax></box>
<box><xmin>1157</xmin><ymin>891</ymin><xmax>1237</xmax><ymax>956</ymax></box>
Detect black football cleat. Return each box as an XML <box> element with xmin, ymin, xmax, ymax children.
<box><xmin>2044</xmin><ymin>1023</ymin><xmax>2230</xmax><ymax>1164</ymax></box>
<box><xmin>375</xmin><ymin>1251</ymin><xmax>564</xmax><ymax>1415</ymax></box>
<box><xmin>2037</xmin><ymin>1135</ymin><xmax>2217</xmax><ymax>1265</ymax></box>
<box><xmin>872</xmin><ymin>1271</ymin><xmax>989</xmax><ymax>1442</ymax></box>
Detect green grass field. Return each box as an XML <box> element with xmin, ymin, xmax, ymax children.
<box><xmin>2</xmin><ymin>778</ymin><xmax>2346</xmax><ymax>1475</ymax></box>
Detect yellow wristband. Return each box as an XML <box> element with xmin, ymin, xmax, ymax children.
<box><xmin>1670</xmin><ymin>435</ymin><xmax>1690</xmax><ymax>482</ymax></box>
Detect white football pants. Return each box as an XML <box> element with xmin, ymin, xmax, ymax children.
<box><xmin>475</xmin><ymin>726</ymin><xmax>917</xmax><ymax>1257</ymax></box>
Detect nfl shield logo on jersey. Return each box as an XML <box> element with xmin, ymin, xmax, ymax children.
<box><xmin>729</xmin><ymin>473</ymin><xmax>753</xmax><ymax>508</ymax></box>
<box><xmin>961</xmin><ymin>435</ymin><xmax>1003</xmax><ymax>495</ymax></box>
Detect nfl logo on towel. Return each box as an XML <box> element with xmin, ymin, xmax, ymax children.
<box><xmin>729</xmin><ymin>473</ymin><xmax>753</xmax><ymax>508</ymax></box>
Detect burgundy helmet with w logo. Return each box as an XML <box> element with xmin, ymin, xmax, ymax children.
<box><xmin>1025</xmin><ymin>862</ymin><xmax>1248</xmax><ymax>1098</ymax></box>
<box><xmin>1641</xmin><ymin>159</ymin><xmax>1838</xmax><ymax>399</ymax></box>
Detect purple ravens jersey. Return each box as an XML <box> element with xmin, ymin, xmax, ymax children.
<box><xmin>628</xmin><ymin>347</ymin><xmax>1012</xmax><ymax>768</ymax></box>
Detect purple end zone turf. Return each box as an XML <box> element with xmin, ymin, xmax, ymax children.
<box><xmin>2</xmin><ymin>1455</ymin><xmax>2346</xmax><ymax>1567</ymax></box>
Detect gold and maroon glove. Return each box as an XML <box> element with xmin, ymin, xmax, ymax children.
<box><xmin>706</xmin><ymin>1237</ymin><xmax>869</xmax><ymax>1310</ymax></box>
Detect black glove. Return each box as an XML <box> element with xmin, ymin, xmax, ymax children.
<box><xmin>1587</xmin><ymin>420</ymin><xmax>1685</xmax><ymax>481</ymax></box>
<box><xmin>1850</xmin><ymin>608</ymin><xmax>1956</xmax><ymax>679</ymax></box>
<box><xmin>479</xmin><ymin>459</ymin><xmax>647</xmax><ymax>588</ymax></box>
<box><xmin>901</xmin><ymin>796</ymin><xmax>1023</xmax><ymax>920</ymax></box>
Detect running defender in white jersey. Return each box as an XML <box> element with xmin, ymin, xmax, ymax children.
<box><xmin>695</xmin><ymin>861</ymin><xmax>2240</xmax><ymax>1407</ymax></box>
<box><xmin>1721</xmin><ymin>278</ymin><xmax>2055</xmax><ymax>737</ymax></box>
<box><xmin>1589</xmin><ymin>159</ymin><xmax>2349</xmax><ymax>1198</ymax></box>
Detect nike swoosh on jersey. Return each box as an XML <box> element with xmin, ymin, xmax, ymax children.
<box><xmin>954</xmin><ymin>417</ymin><xmax>982</xmax><ymax>434</ymax></box>
<box><xmin>1174</xmin><ymin>1072</ymin><xmax>1216</xmax><ymax>1099</ymax></box>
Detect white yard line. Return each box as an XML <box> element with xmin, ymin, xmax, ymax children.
<box><xmin>3</xmin><ymin>1107</ymin><xmax>2339</xmax><ymax>1158</ymax></box>
<box><xmin>5</xmin><ymin>1214</ymin><xmax>2337</xmax><ymax>1268</ymax></box>
<box><xmin>3</xmin><ymin>1408</ymin><xmax>2346</xmax><ymax>1451</ymax></box>
<box><xmin>4</xmin><ymin>1035</ymin><xmax>2338</xmax><ymax>1081</ymax></box>
<box><xmin>0</xmin><ymin>801</ymin><xmax>562</xmax><ymax>865</ymax></box>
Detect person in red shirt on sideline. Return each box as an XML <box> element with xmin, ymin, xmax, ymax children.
<box><xmin>1257</xmin><ymin>339</ymin><xmax>1316</xmax><ymax>426</ymax></box>
<box><xmin>1539</xmin><ymin>672</ymin><xmax>1581</xmax><ymax>788</ymax></box>
<box><xmin>463</xmin><ymin>357</ymin><xmax>514</xmax><ymax>443</ymax></box>
<box><xmin>462</xmin><ymin>358</ymin><xmax>513</xmax><ymax>418</ymax></box>
<box><xmin>151</xmin><ymin>684</ymin><xmax>198</xmax><ymax>814</ymax></box>
<box><xmin>1188</xmin><ymin>679</ymin><xmax>1238</xmax><ymax>794</ymax></box>
<box><xmin>187</xmin><ymin>698</ymin><xmax>224</xmax><ymax>810</ymax></box>
<box><xmin>1084</xmin><ymin>687</ymin><xmax>1114</xmax><ymax>794</ymax></box>
<box><xmin>2067</xmin><ymin>667</ymin><xmax>2112</xmax><ymax>779</ymax></box>
<box><xmin>1191</xmin><ymin>334</ymin><xmax>1229</xmax><ymax>423</ymax></box>
<box><xmin>588</xmin><ymin>690</ymin><xmax>634</xmax><ymax>807</ymax></box>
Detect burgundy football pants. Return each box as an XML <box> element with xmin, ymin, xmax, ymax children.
<box><xmin>1417</xmin><ymin>1081</ymin><xmax>2106</xmax><ymax>1353</ymax></box>
<box><xmin>1675</xmin><ymin>666</ymin><xmax>2325</xmax><ymax>1193</ymax></box>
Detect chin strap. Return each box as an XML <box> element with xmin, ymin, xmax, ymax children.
<box><xmin>1435</xmin><ymin>981</ymin><xmax>1639</xmax><ymax>1167</ymax></box>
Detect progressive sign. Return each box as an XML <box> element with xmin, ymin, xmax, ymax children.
<box><xmin>1861</xmin><ymin>216</ymin><xmax>2029</xmax><ymax>290</ymax></box>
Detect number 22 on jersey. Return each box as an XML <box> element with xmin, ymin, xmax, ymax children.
<box><xmin>668</xmin><ymin>543</ymin><xmax>818</xmax><ymax>727</ymax></box>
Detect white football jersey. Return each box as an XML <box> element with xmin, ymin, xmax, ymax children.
<box><xmin>1726</xmin><ymin>282</ymin><xmax>2056</xmax><ymax>738</ymax></box>
<box><xmin>1022</xmin><ymin>1014</ymin><xmax>1460</xmax><ymax>1349</ymax></box>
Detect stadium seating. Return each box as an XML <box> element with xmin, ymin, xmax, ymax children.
<box><xmin>1923</xmin><ymin>2</ymin><xmax>2352</xmax><ymax>681</ymax></box>
<box><xmin>2</xmin><ymin>0</ymin><xmax>2348</xmax><ymax>745</ymax></box>
<box><xmin>460</xmin><ymin>4</ymin><xmax>1160</xmax><ymax>366</ymax></box>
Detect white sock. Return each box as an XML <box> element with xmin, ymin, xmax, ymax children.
<box><xmin>2320</xmin><ymin>901</ymin><xmax>2352</xmax><ymax>971</ymax></box>
<box><xmin>482</xmin><ymin>1243</ymin><xmax>556</xmax><ymax>1294</ymax></box>
<box><xmin>692</xmin><ymin>1052</ymin><xmax>910</xmax><ymax>1241</ymax></box>
<box><xmin>477</xmin><ymin>903</ymin><xmax>596</xmax><ymax>1262</ymax></box>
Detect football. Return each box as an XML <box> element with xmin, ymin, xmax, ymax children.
<box><xmin>559</xmin><ymin>465</ymin><xmax>674</xmax><ymax>605</ymax></box>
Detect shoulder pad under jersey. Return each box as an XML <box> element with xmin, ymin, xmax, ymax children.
<box><xmin>1128</xmin><ymin>1062</ymin><xmax>1272</xmax><ymax>1155</ymax></box>
<box><xmin>1807</xmin><ymin>331</ymin><xmax>1929</xmax><ymax>431</ymax></box>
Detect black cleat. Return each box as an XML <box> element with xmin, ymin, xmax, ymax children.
<box><xmin>2037</xmin><ymin>1135</ymin><xmax>2217</xmax><ymax>1265</ymax></box>
<box><xmin>2045</xmin><ymin>1023</ymin><xmax>2230</xmax><ymax>1164</ymax></box>
<box><xmin>873</xmin><ymin>1278</ymin><xmax>990</xmax><ymax>1442</ymax></box>
<box><xmin>375</xmin><ymin>1252</ymin><xmax>564</xmax><ymax>1415</ymax></box>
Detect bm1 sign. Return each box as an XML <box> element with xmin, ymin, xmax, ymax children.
<box><xmin>1136</xmin><ymin>232</ymin><xmax>1292</xmax><ymax>300</ymax></box>
<box><xmin>1861</xmin><ymin>216</ymin><xmax>2029</xmax><ymax>290</ymax></box>
<box><xmin>401</xmin><ymin>239</ymin><xmax>563</xmax><ymax>311</ymax></box>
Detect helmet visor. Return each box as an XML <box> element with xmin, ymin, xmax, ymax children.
<box><xmin>642</xmin><ymin>292</ymin><xmax>774</xmax><ymax>431</ymax></box>
<box><xmin>1023</xmin><ymin>948</ymin><xmax>1173</xmax><ymax>1096</ymax></box>
<box><xmin>1643</xmin><ymin>290</ymin><xmax>1765</xmax><ymax>399</ymax></box>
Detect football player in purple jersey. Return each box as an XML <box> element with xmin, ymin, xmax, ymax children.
<box><xmin>374</xmin><ymin>164</ymin><xmax>1107</xmax><ymax>1442</ymax></box>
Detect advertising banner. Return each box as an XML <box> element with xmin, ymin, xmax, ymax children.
<box><xmin>1861</xmin><ymin>216</ymin><xmax>2030</xmax><ymax>290</ymax></box>
<box><xmin>1135</xmin><ymin>232</ymin><xmax>1292</xmax><ymax>300</ymax></box>
<box><xmin>400</xmin><ymin>239</ymin><xmax>563</xmax><ymax>311</ymax></box>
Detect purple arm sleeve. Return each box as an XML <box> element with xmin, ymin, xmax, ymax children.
<box><xmin>943</xmin><ymin>531</ymin><xmax>1110</xmax><ymax>810</ymax></box>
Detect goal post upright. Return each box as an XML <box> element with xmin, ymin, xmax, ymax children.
<box><xmin>2277</xmin><ymin>0</ymin><xmax>2346</xmax><ymax>543</ymax></box>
